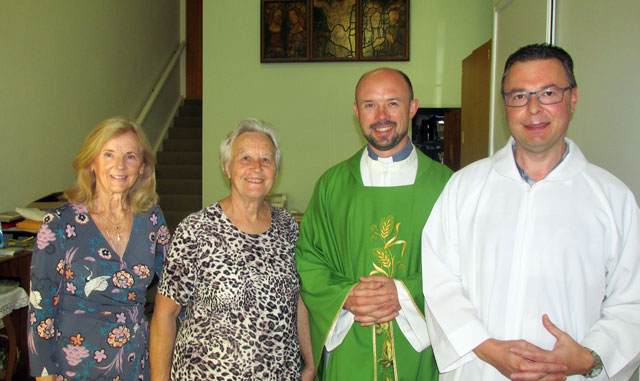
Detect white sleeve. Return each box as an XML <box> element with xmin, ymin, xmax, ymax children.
<box><xmin>325</xmin><ymin>308</ymin><xmax>354</xmax><ymax>351</ymax></box>
<box><xmin>421</xmin><ymin>178</ymin><xmax>490</xmax><ymax>372</ymax></box>
<box><xmin>325</xmin><ymin>280</ymin><xmax>432</xmax><ymax>352</ymax></box>
<box><xmin>394</xmin><ymin>279</ymin><xmax>430</xmax><ymax>351</ymax></box>
<box><xmin>580</xmin><ymin>190</ymin><xmax>640</xmax><ymax>381</ymax></box>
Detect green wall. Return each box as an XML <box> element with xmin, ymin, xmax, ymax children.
<box><xmin>0</xmin><ymin>1</ymin><xmax>179</xmax><ymax>213</ymax></box>
<box><xmin>203</xmin><ymin>1</ymin><xmax>493</xmax><ymax>212</ymax></box>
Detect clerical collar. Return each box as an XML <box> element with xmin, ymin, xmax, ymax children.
<box><xmin>512</xmin><ymin>139</ymin><xmax>570</xmax><ymax>185</ymax></box>
<box><xmin>366</xmin><ymin>138</ymin><xmax>413</xmax><ymax>162</ymax></box>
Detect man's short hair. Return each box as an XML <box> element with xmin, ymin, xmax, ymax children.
<box><xmin>501</xmin><ymin>43</ymin><xmax>577</xmax><ymax>93</ymax></box>
<box><xmin>355</xmin><ymin>68</ymin><xmax>414</xmax><ymax>101</ymax></box>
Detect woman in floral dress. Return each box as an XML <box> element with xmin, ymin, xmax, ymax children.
<box><xmin>28</xmin><ymin>117</ymin><xmax>170</xmax><ymax>381</ymax></box>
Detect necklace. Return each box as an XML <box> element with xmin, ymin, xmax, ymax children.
<box><xmin>111</xmin><ymin>222</ymin><xmax>121</xmax><ymax>241</ymax></box>
<box><xmin>103</xmin><ymin>228</ymin><xmax>119</xmax><ymax>249</ymax></box>
<box><xmin>97</xmin><ymin>211</ymin><xmax>131</xmax><ymax>257</ymax></box>
<box><xmin>102</xmin><ymin>215</ymin><xmax>122</xmax><ymax>241</ymax></box>
<box><xmin>100</xmin><ymin>211</ymin><xmax>130</xmax><ymax>242</ymax></box>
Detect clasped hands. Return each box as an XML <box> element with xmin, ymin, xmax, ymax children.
<box><xmin>474</xmin><ymin>315</ymin><xmax>595</xmax><ymax>380</ymax></box>
<box><xmin>343</xmin><ymin>276</ymin><xmax>401</xmax><ymax>327</ymax></box>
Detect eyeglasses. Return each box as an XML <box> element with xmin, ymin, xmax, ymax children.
<box><xmin>503</xmin><ymin>86</ymin><xmax>572</xmax><ymax>107</ymax></box>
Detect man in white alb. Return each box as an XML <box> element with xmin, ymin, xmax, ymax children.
<box><xmin>421</xmin><ymin>43</ymin><xmax>640</xmax><ymax>380</ymax></box>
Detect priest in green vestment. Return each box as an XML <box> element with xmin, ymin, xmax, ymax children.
<box><xmin>296</xmin><ymin>68</ymin><xmax>452</xmax><ymax>380</ymax></box>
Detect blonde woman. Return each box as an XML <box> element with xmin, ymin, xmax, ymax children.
<box><xmin>28</xmin><ymin>117</ymin><xmax>170</xmax><ymax>380</ymax></box>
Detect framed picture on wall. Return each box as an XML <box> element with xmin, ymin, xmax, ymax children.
<box><xmin>262</xmin><ymin>1</ymin><xmax>309</xmax><ymax>61</ymax></box>
<box><xmin>260</xmin><ymin>0</ymin><xmax>410</xmax><ymax>63</ymax></box>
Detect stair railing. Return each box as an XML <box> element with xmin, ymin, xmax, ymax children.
<box><xmin>136</xmin><ymin>40</ymin><xmax>186</xmax><ymax>126</ymax></box>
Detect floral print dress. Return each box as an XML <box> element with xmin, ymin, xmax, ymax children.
<box><xmin>28</xmin><ymin>203</ymin><xmax>170</xmax><ymax>380</ymax></box>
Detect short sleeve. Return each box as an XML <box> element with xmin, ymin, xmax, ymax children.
<box><xmin>148</xmin><ymin>205</ymin><xmax>171</xmax><ymax>278</ymax></box>
<box><xmin>157</xmin><ymin>213</ymin><xmax>202</xmax><ymax>306</ymax></box>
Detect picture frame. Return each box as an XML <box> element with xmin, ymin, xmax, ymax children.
<box><xmin>261</xmin><ymin>0</ymin><xmax>409</xmax><ymax>63</ymax></box>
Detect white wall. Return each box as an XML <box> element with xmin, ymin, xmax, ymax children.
<box><xmin>0</xmin><ymin>1</ymin><xmax>180</xmax><ymax>212</ymax></box>
<box><xmin>491</xmin><ymin>0</ymin><xmax>549</xmax><ymax>151</ymax></box>
<box><xmin>556</xmin><ymin>0</ymin><xmax>640</xmax><ymax>203</ymax></box>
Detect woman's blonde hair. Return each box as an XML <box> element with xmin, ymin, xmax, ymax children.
<box><xmin>64</xmin><ymin>117</ymin><xmax>158</xmax><ymax>213</ymax></box>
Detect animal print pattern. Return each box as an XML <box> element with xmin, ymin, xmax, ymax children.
<box><xmin>158</xmin><ymin>203</ymin><xmax>302</xmax><ymax>380</ymax></box>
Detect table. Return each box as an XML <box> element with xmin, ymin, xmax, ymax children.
<box><xmin>0</xmin><ymin>251</ymin><xmax>32</xmax><ymax>379</ymax></box>
<box><xmin>0</xmin><ymin>280</ymin><xmax>28</xmax><ymax>381</ymax></box>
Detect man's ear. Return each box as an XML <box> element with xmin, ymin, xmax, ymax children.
<box><xmin>409</xmin><ymin>98</ymin><xmax>420</xmax><ymax>118</ymax></box>
<box><xmin>570</xmin><ymin>87</ymin><xmax>578</xmax><ymax>114</ymax></box>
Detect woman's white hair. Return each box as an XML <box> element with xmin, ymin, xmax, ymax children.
<box><xmin>219</xmin><ymin>118</ymin><xmax>282</xmax><ymax>176</ymax></box>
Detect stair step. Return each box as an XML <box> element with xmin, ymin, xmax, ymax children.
<box><xmin>183</xmin><ymin>99</ymin><xmax>202</xmax><ymax>106</ymax></box>
<box><xmin>157</xmin><ymin>99</ymin><xmax>203</xmax><ymax>233</ymax></box>
<box><xmin>157</xmin><ymin>179</ymin><xmax>202</xmax><ymax>195</ymax></box>
<box><xmin>162</xmin><ymin>139</ymin><xmax>202</xmax><ymax>152</ymax></box>
<box><xmin>157</xmin><ymin>151</ymin><xmax>202</xmax><ymax>165</ymax></box>
<box><xmin>156</xmin><ymin>164</ymin><xmax>202</xmax><ymax>179</ymax></box>
<box><xmin>173</xmin><ymin>116</ymin><xmax>202</xmax><ymax>128</ymax></box>
<box><xmin>168</xmin><ymin>127</ymin><xmax>201</xmax><ymax>139</ymax></box>
<box><xmin>179</xmin><ymin>102</ymin><xmax>202</xmax><ymax>117</ymax></box>
<box><xmin>159</xmin><ymin>194</ymin><xmax>202</xmax><ymax>211</ymax></box>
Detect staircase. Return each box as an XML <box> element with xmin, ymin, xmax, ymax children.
<box><xmin>156</xmin><ymin>99</ymin><xmax>202</xmax><ymax>232</ymax></box>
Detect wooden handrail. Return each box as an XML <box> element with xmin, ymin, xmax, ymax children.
<box><xmin>136</xmin><ymin>40</ymin><xmax>186</xmax><ymax>125</ymax></box>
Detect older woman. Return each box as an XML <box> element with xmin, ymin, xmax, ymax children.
<box><xmin>28</xmin><ymin>117</ymin><xmax>171</xmax><ymax>380</ymax></box>
<box><xmin>150</xmin><ymin>119</ymin><xmax>314</xmax><ymax>380</ymax></box>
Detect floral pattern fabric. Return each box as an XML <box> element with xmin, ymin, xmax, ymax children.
<box><xmin>28</xmin><ymin>203</ymin><xmax>170</xmax><ymax>380</ymax></box>
<box><xmin>157</xmin><ymin>203</ymin><xmax>302</xmax><ymax>380</ymax></box>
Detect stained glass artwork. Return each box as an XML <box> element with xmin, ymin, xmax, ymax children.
<box><xmin>261</xmin><ymin>0</ymin><xmax>409</xmax><ymax>62</ymax></box>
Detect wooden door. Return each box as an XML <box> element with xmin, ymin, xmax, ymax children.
<box><xmin>460</xmin><ymin>40</ymin><xmax>491</xmax><ymax>168</ymax></box>
<box><xmin>443</xmin><ymin>110</ymin><xmax>461</xmax><ymax>171</ymax></box>
<box><xmin>186</xmin><ymin>0</ymin><xmax>202</xmax><ymax>99</ymax></box>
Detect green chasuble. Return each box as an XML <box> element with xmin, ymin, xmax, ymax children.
<box><xmin>296</xmin><ymin>147</ymin><xmax>452</xmax><ymax>381</ymax></box>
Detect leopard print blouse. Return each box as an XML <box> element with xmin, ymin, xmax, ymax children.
<box><xmin>157</xmin><ymin>202</ymin><xmax>302</xmax><ymax>380</ymax></box>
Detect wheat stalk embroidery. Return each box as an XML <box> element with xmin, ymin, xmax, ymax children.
<box><xmin>369</xmin><ymin>215</ymin><xmax>407</xmax><ymax>278</ymax></box>
<box><xmin>369</xmin><ymin>215</ymin><xmax>407</xmax><ymax>379</ymax></box>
